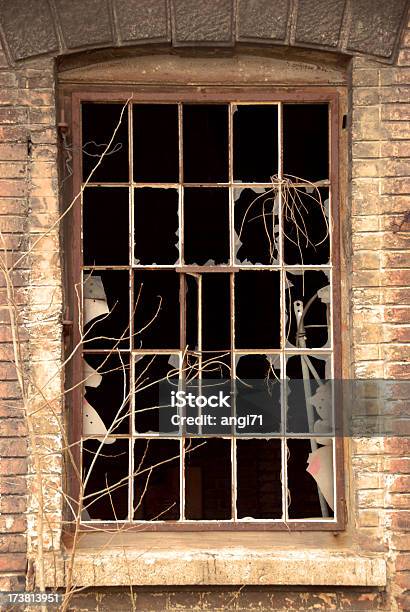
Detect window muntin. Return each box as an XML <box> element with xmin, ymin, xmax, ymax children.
<box><xmin>78</xmin><ymin>97</ymin><xmax>339</xmax><ymax>526</ymax></box>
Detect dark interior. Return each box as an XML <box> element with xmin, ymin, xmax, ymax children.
<box><xmin>283</xmin><ymin>104</ymin><xmax>329</xmax><ymax>182</ymax></box>
<box><xmin>237</xmin><ymin>439</ymin><xmax>282</xmax><ymax>519</ymax></box>
<box><xmin>134</xmin><ymin>439</ymin><xmax>180</xmax><ymax>520</ymax></box>
<box><xmin>82</xmin><ymin>103</ymin><xmax>129</xmax><ymax>183</ymax></box>
<box><xmin>235</xmin><ymin>270</ymin><xmax>281</xmax><ymax>348</ymax></box>
<box><xmin>82</xmin><ymin>438</ymin><xmax>130</xmax><ymax>521</ymax></box>
<box><xmin>134</xmin><ymin>187</ymin><xmax>179</xmax><ymax>265</ymax></box>
<box><xmin>183</xmin><ymin>104</ymin><xmax>229</xmax><ymax>183</ymax></box>
<box><xmin>133</xmin><ymin>104</ymin><xmax>179</xmax><ymax>183</ymax></box>
<box><xmin>185</xmin><ymin>438</ymin><xmax>232</xmax><ymax>520</ymax></box>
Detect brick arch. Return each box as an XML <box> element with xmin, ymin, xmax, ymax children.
<box><xmin>0</xmin><ymin>0</ymin><xmax>408</xmax><ymax>64</ymax></box>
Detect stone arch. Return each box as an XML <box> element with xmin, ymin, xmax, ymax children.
<box><xmin>0</xmin><ymin>0</ymin><xmax>408</xmax><ymax>65</ymax></box>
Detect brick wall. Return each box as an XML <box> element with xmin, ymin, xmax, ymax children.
<box><xmin>350</xmin><ymin>23</ymin><xmax>410</xmax><ymax>609</ymax></box>
<box><xmin>0</xmin><ymin>9</ymin><xmax>409</xmax><ymax>612</ymax></box>
<box><xmin>0</xmin><ymin>39</ymin><xmax>60</xmax><ymax>591</ymax></box>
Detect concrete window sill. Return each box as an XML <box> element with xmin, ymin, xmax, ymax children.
<box><xmin>45</xmin><ymin>534</ymin><xmax>386</xmax><ymax>588</ymax></box>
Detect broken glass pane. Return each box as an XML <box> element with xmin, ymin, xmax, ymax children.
<box><xmin>285</xmin><ymin>354</ymin><xmax>333</xmax><ymax>435</ymax></box>
<box><xmin>185</xmin><ymin>438</ymin><xmax>231</xmax><ymax>520</ymax></box>
<box><xmin>183</xmin><ymin>104</ymin><xmax>228</xmax><ymax>183</ymax></box>
<box><xmin>134</xmin><ymin>187</ymin><xmax>179</xmax><ymax>265</ymax></box>
<box><xmin>133</xmin><ymin>104</ymin><xmax>179</xmax><ymax>183</ymax></box>
<box><xmin>82</xmin><ymin>438</ymin><xmax>130</xmax><ymax>521</ymax></box>
<box><xmin>285</xmin><ymin>269</ymin><xmax>331</xmax><ymax>348</ymax></box>
<box><xmin>287</xmin><ymin>438</ymin><xmax>334</xmax><ymax>519</ymax></box>
<box><xmin>134</xmin><ymin>354</ymin><xmax>179</xmax><ymax>434</ymax></box>
<box><xmin>235</xmin><ymin>271</ymin><xmax>280</xmax><ymax>349</ymax></box>
<box><xmin>186</xmin><ymin>273</ymin><xmax>199</xmax><ymax>351</ymax></box>
<box><xmin>234</xmin><ymin>187</ymin><xmax>279</xmax><ymax>265</ymax></box>
<box><xmin>83</xmin><ymin>187</ymin><xmax>129</xmax><ymax>266</ymax></box>
<box><xmin>82</xmin><ymin>103</ymin><xmax>129</xmax><ymax>183</ymax></box>
<box><xmin>202</xmin><ymin>274</ymin><xmax>231</xmax><ymax>351</ymax></box>
<box><xmin>133</xmin><ymin>439</ymin><xmax>180</xmax><ymax>520</ymax></box>
<box><xmin>237</xmin><ymin>439</ymin><xmax>282</xmax><ymax>519</ymax></box>
<box><xmin>134</xmin><ymin>271</ymin><xmax>180</xmax><ymax>349</ymax></box>
<box><xmin>83</xmin><ymin>270</ymin><xmax>130</xmax><ymax>349</ymax></box>
<box><xmin>235</xmin><ymin>354</ymin><xmax>281</xmax><ymax>434</ymax></box>
<box><xmin>83</xmin><ymin>353</ymin><xmax>130</xmax><ymax>435</ymax></box>
<box><xmin>233</xmin><ymin>105</ymin><xmax>278</xmax><ymax>182</ymax></box>
<box><xmin>183</xmin><ymin>188</ymin><xmax>230</xmax><ymax>265</ymax></box>
<box><xmin>283</xmin><ymin>187</ymin><xmax>330</xmax><ymax>265</ymax></box>
<box><xmin>283</xmin><ymin>104</ymin><xmax>329</xmax><ymax>182</ymax></box>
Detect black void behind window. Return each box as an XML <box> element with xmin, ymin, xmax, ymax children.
<box><xmin>80</xmin><ymin>99</ymin><xmax>336</xmax><ymax>525</ymax></box>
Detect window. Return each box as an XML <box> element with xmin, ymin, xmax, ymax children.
<box><xmin>66</xmin><ymin>90</ymin><xmax>343</xmax><ymax>530</ymax></box>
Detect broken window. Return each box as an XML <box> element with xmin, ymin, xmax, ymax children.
<box><xmin>78</xmin><ymin>97</ymin><xmax>339</xmax><ymax>527</ymax></box>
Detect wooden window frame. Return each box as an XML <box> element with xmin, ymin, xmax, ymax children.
<box><xmin>61</xmin><ymin>86</ymin><xmax>345</xmax><ymax>533</ymax></box>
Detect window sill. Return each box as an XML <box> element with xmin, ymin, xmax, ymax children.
<box><xmin>45</xmin><ymin>533</ymin><xmax>386</xmax><ymax>588</ymax></box>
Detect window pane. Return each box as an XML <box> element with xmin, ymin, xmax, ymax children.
<box><xmin>233</xmin><ymin>105</ymin><xmax>278</xmax><ymax>182</ymax></box>
<box><xmin>133</xmin><ymin>271</ymin><xmax>180</xmax><ymax>349</ymax></box>
<box><xmin>82</xmin><ymin>438</ymin><xmax>129</xmax><ymax>521</ymax></box>
<box><xmin>134</xmin><ymin>354</ymin><xmax>179</xmax><ymax>434</ymax></box>
<box><xmin>235</xmin><ymin>271</ymin><xmax>281</xmax><ymax>349</ymax></box>
<box><xmin>183</xmin><ymin>104</ymin><xmax>228</xmax><ymax>183</ymax></box>
<box><xmin>287</xmin><ymin>438</ymin><xmax>334</xmax><ymax>519</ymax></box>
<box><xmin>235</xmin><ymin>354</ymin><xmax>281</xmax><ymax>434</ymax></box>
<box><xmin>283</xmin><ymin>104</ymin><xmax>329</xmax><ymax>182</ymax></box>
<box><xmin>83</xmin><ymin>187</ymin><xmax>129</xmax><ymax>266</ymax></box>
<box><xmin>82</xmin><ymin>103</ymin><xmax>129</xmax><ymax>183</ymax></box>
<box><xmin>183</xmin><ymin>188</ymin><xmax>230</xmax><ymax>265</ymax></box>
<box><xmin>286</xmin><ymin>354</ymin><xmax>333</xmax><ymax>435</ymax></box>
<box><xmin>83</xmin><ymin>353</ymin><xmax>130</xmax><ymax>435</ymax></box>
<box><xmin>285</xmin><ymin>270</ymin><xmax>331</xmax><ymax>349</ymax></box>
<box><xmin>134</xmin><ymin>187</ymin><xmax>179</xmax><ymax>265</ymax></box>
<box><xmin>237</xmin><ymin>439</ymin><xmax>282</xmax><ymax>519</ymax></box>
<box><xmin>133</xmin><ymin>439</ymin><xmax>180</xmax><ymax>520</ymax></box>
<box><xmin>283</xmin><ymin>187</ymin><xmax>330</xmax><ymax>265</ymax></box>
<box><xmin>133</xmin><ymin>104</ymin><xmax>179</xmax><ymax>183</ymax></box>
<box><xmin>202</xmin><ymin>274</ymin><xmax>231</xmax><ymax>351</ymax></box>
<box><xmin>185</xmin><ymin>438</ymin><xmax>231</xmax><ymax>520</ymax></box>
<box><xmin>83</xmin><ymin>271</ymin><xmax>130</xmax><ymax>349</ymax></box>
<box><xmin>234</xmin><ymin>187</ymin><xmax>279</xmax><ymax>265</ymax></box>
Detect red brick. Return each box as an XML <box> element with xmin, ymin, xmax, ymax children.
<box><xmin>0</xmin><ymin>162</ymin><xmax>26</xmax><ymax>179</ymax></box>
<box><xmin>0</xmin><ymin>144</ymin><xmax>27</xmax><ymax>161</ymax></box>
<box><xmin>0</xmin><ymin>495</ymin><xmax>26</xmax><ymax>514</ymax></box>
<box><xmin>384</xmin><ymin>288</ymin><xmax>410</xmax><ymax>305</ymax></box>
<box><xmin>0</xmin><ymin>438</ymin><xmax>27</xmax><ymax>457</ymax></box>
<box><xmin>0</xmin><ymin>475</ymin><xmax>26</xmax><ymax>495</ymax></box>
<box><xmin>0</xmin><ymin>126</ymin><xmax>27</xmax><ymax>142</ymax></box>
<box><xmin>0</xmin><ymin>553</ymin><xmax>26</xmax><ymax>572</ymax></box>
<box><xmin>385</xmin><ymin>438</ymin><xmax>410</xmax><ymax>456</ymax></box>
<box><xmin>396</xmin><ymin>572</ymin><xmax>410</xmax><ymax>590</ymax></box>
<box><xmin>0</xmin><ymin>400</ymin><xmax>24</xmax><ymax>418</ymax></box>
<box><xmin>396</xmin><ymin>554</ymin><xmax>410</xmax><ymax>571</ymax></box>
<box><xmin>0</xmin><ymin>419</ymin><xmax>27</xmax><ymax>437</ymax></box>
<box><xmin>381</xmin><ymin>269</ymin><xmax>410</xmax><ymax>287</ymax></box>
<box><xmin>0</xmin><ymin>575</ymin><xmax>25</xmax><ymax>591</ymax></box>
<box><xmin>0</xmin><ymin>179</ymin><xmax>26</xmax><ymax>198</ymax></box>
<box><xmin>386</xmin><ymin>458</ymin><xmax>410</xmax><ymax>473</ymax></box>
<box><xmin>385</xmin><ymin>326</ymin><xmax>410</xmax><ymax>343</ymax></box>
<box><xmin>382</xmin><ymin>176</ymin><xmax>410</xmax><ymax>194</ymax></box>
<box><xmin>0</xmin><ymin>534</ymin><xmax>26</xmax><ymax>553</ymax></box>
<box><xmin>391</xmin><ymin>476</ymin><xmax>410</xmax><ymax>494</ymax></box>
<box><xmin>0</xmin><ymin>362</ymin><xmax>17</xmax><ymax>379</ymax></box>
<box><xmin>0</xmin><ymin>458</ymin><xmax>27</xmax><ymax>476</ymax></box>
<box><xmin>0</xmin><ymin>108</ymin><xmax>27</xmax><ymax>125</ymax></box>
<box><xmin>0</xmin><ymin>516</ymin><xmax>26</xmax><ymax>534</ymax></box>
<box><xmin>382</xmin><ymin>104</ymin><xmax>410</xmax><ymax>121</ymax></box>
<box><xmin>383</xmin><ymin>253</ymin><xmax>410</xmax><ymax>270</ymax></box>
<box><xmin>391</xmin><ymin>511</ymin><xmax>410</xmax><ymax>531</ymax></box>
